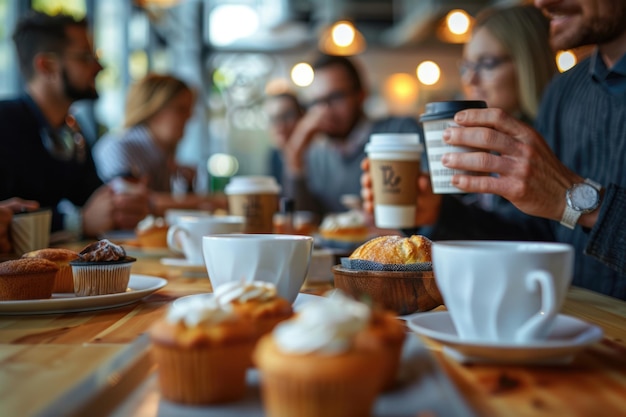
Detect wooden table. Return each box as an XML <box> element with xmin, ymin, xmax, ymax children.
<box><xmin>0</xmin><ymin>249</ymin><xmax>625</xmax><ymax>417</ymax></box>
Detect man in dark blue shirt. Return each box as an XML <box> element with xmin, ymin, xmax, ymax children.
<box><xmin>0</xmin><ymin>12</ymin><xmax>148</xmax><ymax>239</ymax></box>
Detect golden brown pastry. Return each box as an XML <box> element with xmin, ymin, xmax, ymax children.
<box><xmin>0</xmin><ymin>258</ymin><xmax>58</xmax><ymax>300</ymax></box>
<box><xmin>349</xmin><ymin>235</ymin><xmax>432</xmax><ymax>264</ymax></box>
<box><xmin>22</xmin><ymin>248</ymin><xmax>79</xmax><ymax>293</ymax></box>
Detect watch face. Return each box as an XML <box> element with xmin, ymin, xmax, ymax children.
<box><xmin>569</xmin><ymin>183</ymin><xmax>599</xmax><ymax>211</ymax></box>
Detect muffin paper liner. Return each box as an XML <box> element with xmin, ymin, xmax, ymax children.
<box><xmin>71</xmin><ymin>262</ymin><xmax>133</xmax><ymax>296</ymax></box>
<box><xmin>340</xmin><ymin>258</ymin><xmax>432</xmax><ymax>271</ymax></box>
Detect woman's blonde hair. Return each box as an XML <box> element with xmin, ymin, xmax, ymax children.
<box><xmin>124</xmin><ymin>73</ymin><xmax>192</xmax><ymax>128</ymax></box>
<box><xmin>474</xmin><ymin>5</ymin><xmax>557</xmax><ymax>120</ymax></box>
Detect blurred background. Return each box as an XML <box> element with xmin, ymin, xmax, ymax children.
<box><xmin>0</xmin><ymin>0</ymin><xmax>582</xmax><ymax>191</ymax></box>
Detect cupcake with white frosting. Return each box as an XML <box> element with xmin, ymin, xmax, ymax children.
<box><xmin>214</xmin><ymin>280</ymin><xmax>293</xmax><ymax>339</ymax></box>
<box><xmin>253</xmin><ymin>295</ymin><xmax>386</xmax><ymax>417</ymax></box>
<box><xmin>149</xmin><ymin>296</ymin><xmax>256</xmax><ymax>405</ymax></box>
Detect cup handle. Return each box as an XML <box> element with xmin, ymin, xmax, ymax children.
<box><xmin>515</xmin><ymin>270</ymin><xmax>557</xmax><ymax>343</ymax></box>
<box><xmin>166</xmin><ymin>225</ymin><xmax>187</xmax><ymax>253</ymax></box>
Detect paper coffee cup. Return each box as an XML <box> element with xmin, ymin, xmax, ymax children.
<box><xmin>420</xmin><ymin>101</ymin><xmax>487</xmax><ymax>194</ymax></box>
<box><xmin>225</xmin><ymin>176</ymin><xmax>281</xmax><ymax>234</ymax></box>
<box><xmin>10</xmin><ymin>209</ymin><xmax>53</xmax><ymax>256</ymax></box>
<box><xmin>365</xmin><ymin>133</ymin><xmax>423</xmax><ymax>229</ymax></box>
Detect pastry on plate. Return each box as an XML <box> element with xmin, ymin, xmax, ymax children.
<box><xmin>70</xmin><ymin>239</ymin><xmax>136</xmax><ymax>296</ymax></box>
<box><xmin>0</xmin><ymin>258</ymin><xmax>58</xmax><ymax>300</ymax></box>
<box><xmin>22</xmin><ymin>248</ymin><xmax>79</xmax><ymax>293</ymax></box>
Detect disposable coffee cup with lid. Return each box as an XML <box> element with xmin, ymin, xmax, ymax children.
<box><xmin>225</xmin><ymin>176</ymin><xmax>281</xmax><ymax>234</ymax></box>
<box><xmin>365</xmin><ymin>133</ymin><xmax>423</xmax><ymax>229</ymax></box>
<box><xmin>420</xmin><ymin>100</ymin><xmax>487</xmax><ymax>194</ymax></box>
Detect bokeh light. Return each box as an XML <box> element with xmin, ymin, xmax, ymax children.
<box><xmin>556</xmin><ymin>50</ymin><xmax>577</xmax><ymax>72</ymax></box>
<box><xmin>416</xmin><ymin>61</ymin><xmax>441</xmax><ymax>86</ymax></box>
<box><xmin>291</xmin><ymin>62</ymin><xmax>314</xmax><ymax>87</ymax></box>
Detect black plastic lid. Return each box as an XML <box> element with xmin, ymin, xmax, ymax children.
<box><xmin>419</xmin><ymin>100</ymin><xmax>487</xmax><ymax>122</ymax></box>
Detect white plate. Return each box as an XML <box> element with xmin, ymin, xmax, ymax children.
<box><xmin>160</xmin><ymin>257</ymin><xmax>205</xmax><ymax>270</ymax></box>
<box><xmin>0</xmin><ymin>275</ymin><xmax>167</xmax><ymax>315</ymax></box>
<box><xmin>407</xmin><ymin>311</ymin><xmax>604</xmax><ymax>365</ymax></box>
<box><xmin>173</xmin><ymin>292</ymin><xmax>325</xmax><ymax>310</ymax></box>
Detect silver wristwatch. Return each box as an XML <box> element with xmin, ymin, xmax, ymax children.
<box><xmin>560</xmin><ymin>178</ymin><xmax>602</xmax><ymax>229</ymax></box>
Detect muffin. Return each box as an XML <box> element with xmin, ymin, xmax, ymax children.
<box><xmin>135</xmin><ymin>215</ymin><xmax>169</xmax><ymax>248</ymax></box>
<box><xmin>70</xmin><ymin>239</ymin><xmax>136</xmax><ymax>296</ymax></box>
<box><xmin>0</xmin><ymin>258</ymin><xmax>58</xmax><ymax>300</ymax></box>
<box><xmin>319</xmin><ymin>210</ymin><xmax>369</xmax><ymax>243</ymax></box>
<box><xmin>22</xmin><ymin>248</ymin><xmax>79</xmax><ymax>293</ymax></box>
<box><xmin>214</xmin><ymin>281</ymin><xmax>293</xmax><ymax>339</ymax></box>
<box><xmin>253</xmin><ymin>295</ymin><xmax>386</xmax><ymax>417</ymax></box>
<box><xmin>349</xmin><ymin>234</ymin><xmax>432</xmax><ymax>264</ymax></box>
<box><xmin>150</xmin><ymin>297</ymin><xmax>256</xmax><ymax>404</ymax></box>
<box><xmin>355</xmin><ymin>307</ymin><xmax>406</xmax><ymax>390</ymax></box>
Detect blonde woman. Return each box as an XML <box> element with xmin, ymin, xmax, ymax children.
<box><xmin>93</xmin><ymin>73</ymin><xmax>195</xmax><ymax>192</ymax></box>
<box><xmin>460</xmin><ymin>4</ymin><xmax>557</xmax><ymax>123</ymax></box>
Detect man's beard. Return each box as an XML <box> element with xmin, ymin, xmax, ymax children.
<box><xmin>549</xmin><ymin>5</ymin><xmax>626</xmax><ymax>50</ymax></box>
<box><xmin>62</xmin><ymin>68</ymin><xmax>99</xmax><ymax>101</ymax></box>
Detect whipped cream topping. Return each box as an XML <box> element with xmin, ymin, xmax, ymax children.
<box><xmin>320</xmin><ymin>210</ymin><xmax>366</xmax><ymax>231</ymax></box>
<box><xmin>214</xmin><ymin>281</ymin><xmax>277</xmax><ymax>305</ymax></box>
<box><xmin>273</xmin><ymin>291</ymin><xmax>370</xmax><ymax>355</ymax></box>
<box><xmin>167</xmin><ymin>296</ymin><xmax>235</xmax><ymax>327</ymax></box>
<box><xmin>79</xmin><ymin>239</ymin><xmax>126</xmax><ymax>261</ymax></box>
<box><xmin>136</xmin><ymin>215</ymin><xmax>167</xmax><ymax>232</ymax></box>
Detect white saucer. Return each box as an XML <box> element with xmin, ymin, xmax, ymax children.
<box><xmin>407</xmin><ymin>311</ymin><xmax>603</xmax><ymax>365</ymax></box>
<box><xmin>160</xmin><ymin>257</ymin><xmax>205</xmax><ymax>270</ymax></box>
<box><xmin>173</xmin><ymin>292</ymin><xmax>325</xmax><ymax>309</ymax></box>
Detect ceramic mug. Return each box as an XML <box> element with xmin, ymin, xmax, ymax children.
<box><xmin>432</xmin><ymin>241</ymin><xmax>574</xmax><ymax>344</ymax></box>
<box><xmin>202</xmin><ymin>234</ymin><xmax>314</xmax><ymax>303</ymax></box>
<box><xmin>166</xmin><ymin>215</ymin><xmax>244</xmax><ymax>264</ymax></box>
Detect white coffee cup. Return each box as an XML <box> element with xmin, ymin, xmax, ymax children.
<box><xmin>365</xmin><ymin>133</ymin><xmax>423</xmax><ymax>228</ymax></box>
<box><xmin>420</xmin><ymin>101</ymin><xmax>487</xmax><ymax>194</ymax></box>
<box><xmin>11</xmin><ymin>209</ymin><xmax>53</xmax><ymax>256</ymax></box>
<box><xmin>166</xmin><ymin>215</ymin><xmax>245</xmax><ymax>264</ymax></box>
<box><xmin>432</xmin><ymin>241</ymin><xmax>574</xmax><ymax>344</ymax></box>
<box><xmin>203</xmin><ymin>234</ymin><xmax>314</xmax><ymax>303</ymax></box>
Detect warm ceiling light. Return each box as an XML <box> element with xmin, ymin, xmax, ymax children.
<box><xmin>446</xmin><ymin>9</ymin><xmax>471</xmax><ymax>35</ymax></box>
<box><xmin>556</xmin><ymin>50</ymin><xmax>577</xmax><ymax>72</ymax></box>
<box><xmin>332</xmin><ymin>21</ymin><xmax>356</xmax><ymax>47</ymax></box>
<box><xmin>291</xmin><ymin>62</ymin><xmax>314</xmax><ymax>87</ymax></box>
<box><xmin>416</xmin><ymin>61</ymin><xmax>441</xmax><ymax>86</ymax></box>
<box><xmin>319</xmin><ymin>20</ymin><xmax>366</xmax><ymax>56</ymax></box>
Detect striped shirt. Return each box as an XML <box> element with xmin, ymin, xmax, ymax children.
<box><xmin>92</xmin><ymin>125</ymin><xmax>173</xmax><ymax>192</ymax></box>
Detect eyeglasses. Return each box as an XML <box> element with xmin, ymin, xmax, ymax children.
<box><xmin>459</xmin><ymin>56</ymin><xmax>511</xmax><ymax>79</ymax></box>
<box><xmin>306</xmin><ymin>89</ymin><xmax>355</xmax><ymax>109</ymax></box>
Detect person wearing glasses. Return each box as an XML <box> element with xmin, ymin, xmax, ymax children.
<box><xmin>364</xmin><ymin>0</ymin><xmax>626</xmax><ymax>300</ymax></box>
<box><xmin>263</xmin><ymin>91</ymin><xmax>305</xmax><ymax>189</ymax></box>
<box><xmin>283</xmin><ymin>54</ymin><xmax>420</xmax><ymax>216</ymax></box>
<box><xmin>0</xmin><ymin>12</ymin><xmax>149</xmax><ymax>239</ymax></box>
<box><xmin>459</xmin><ymin>5</ymin><xmax>557</xmax><ymax>125</ymax></box>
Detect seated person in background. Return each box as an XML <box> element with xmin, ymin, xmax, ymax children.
<box><xmin>282</xmin><ymin>54</ymin><xmax>421</xmax><ymax>217</ymax></box>
<box><xmin>93</xmin><ymin>73</ymin><xmax>196</xmax><ymax>193</ymax></box>
<box><xmin>0</xmin><ymin>198</ymin><xmax>40</xmax><ymax>254</ymax></box>
<box><xmin>0</xmin><ymin>12</ymin><xmax>149</xmax><ymax>238</ymax></box>
<box><xmin>263</xmin><ymin>91</ymin><xmax>304</xmax><ymax>189</ymax></box>
<box><xmin>93</xmin><ymin>73</ymin><xmax>226</xmax><ymax>216</ymax></box>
